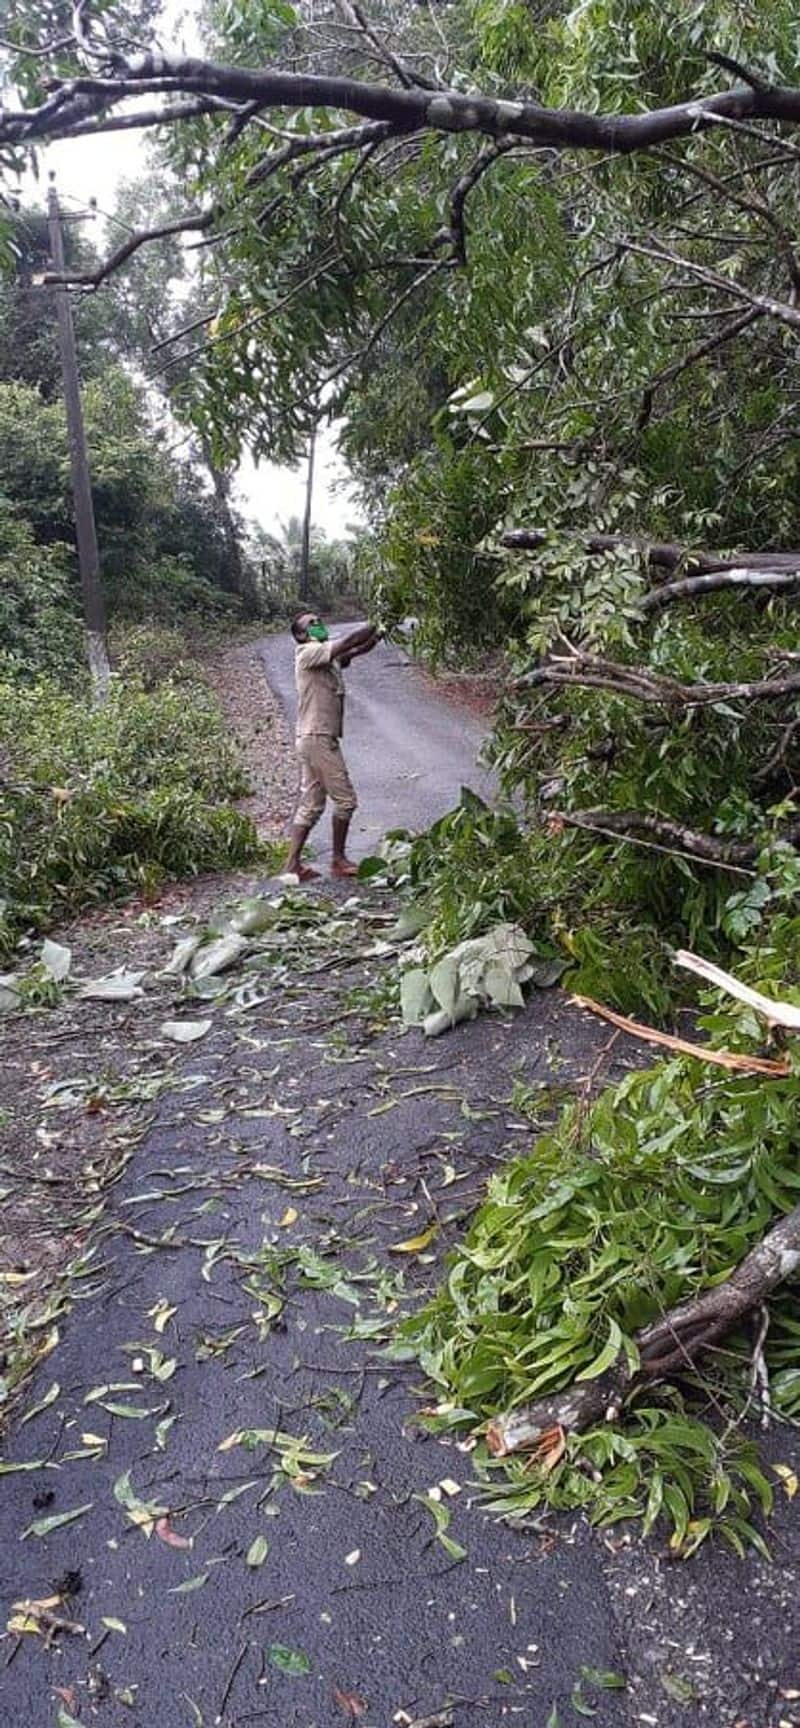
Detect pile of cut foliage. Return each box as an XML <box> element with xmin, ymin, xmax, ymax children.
<box><xmin>401</xmin><ymin>945</ymin><xmax>800</xmax><ymax>1555</ymax></box>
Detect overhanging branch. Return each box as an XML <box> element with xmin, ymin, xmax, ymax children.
<box><xmin>9</xmin><ymin>52</ymin><xmax>800</xmax><ymax>155</ymax></box>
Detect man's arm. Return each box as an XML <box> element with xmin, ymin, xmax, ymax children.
<box><xmin>329</xmin><ymin>622</ymin><xmax>379</xmax><ymax>662</ymax></box>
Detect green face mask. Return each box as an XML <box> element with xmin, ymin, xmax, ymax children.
<box><xmin>307</xmin><ymin>622</ymin><xmax>329</xmax><ymax>642</ymax></box>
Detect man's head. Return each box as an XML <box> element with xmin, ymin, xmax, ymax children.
<box><xmin>291</xmin><ymin>612</ymin><xmax>328</xmax><ymax>644</ymax></box>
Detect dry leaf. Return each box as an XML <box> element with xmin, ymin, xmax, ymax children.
<box><xmin>773</xmin><ymin>1463</ymin><xmax>798</xmax><ymax>1499</ymax></box>
<box><xmin>279</xmin><ymin>1206</ymin><xmax>299</xmax><ymax>1228</ymax></box>
<box><xmin>388</xmin><ymin>1222</ymin><xmax>439</xmax><ymax>1255</ymax></box>
<box><xmin>155</xmin><ymin>1516</ymin><xmax>191</xmax><ymax>1549</ymax></box>
<box><xmin>334</xmin><ymin>1686</ymin><xmax>367</xmax><ymax>1718</ymax></box>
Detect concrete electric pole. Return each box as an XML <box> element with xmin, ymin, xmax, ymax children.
<box><xmin>47</xmin><ymin>174</ymin><xmax>111</xmax><ymax>701</ymax></box>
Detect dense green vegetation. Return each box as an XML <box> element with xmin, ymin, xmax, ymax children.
<box><xmin>0</xmin><ymin>670</ymin><xmax>258</xmax><ymax>957</ymax></box>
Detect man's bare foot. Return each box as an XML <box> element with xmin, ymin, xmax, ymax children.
<box><xmin>331</xmin><ymin>858</ymin><xmax>359</xmax><ymax>878</ymax></box>
<box><xmin>283</xmin><ymin>863</ymin><xmax>320</xmax><ymax>881</ymax></box>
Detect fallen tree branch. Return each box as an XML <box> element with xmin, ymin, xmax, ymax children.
<box><xmin>521</xmin><ymin>649</ymin><xmax>800</xmax><ymax>707</ymax></box>
<box><xmin>501</xmin><ymin>529</ymin><xmax>800</xmax><ymax>578</ymax></box>
<box><xmin>556</xmin><ymin>808</ymin><xmax>764</xmax><ymax>865</ymax></box>
<box><xmin>570</xmin><ymin>993</ymin><xmax>791</xmax><ymax>1075</ymax></box>
<box><xmin>641</xmin><ymin>568</ymin><xmax>800</xmax><ymax>612</ymax></box>
<box><xmin>10</xmin><ymin>51</ymin><xmax>800</xmax><ymax>156</ymax></box>
<box><xmin>636</xmin><ymin>306</ymin><xmax>762</xmax><ymax>430</ymax></box>
<box><xmin>488</xmin><ymin>1198</ymin><xmax>800</xmax><ymax>1455</ymax></box>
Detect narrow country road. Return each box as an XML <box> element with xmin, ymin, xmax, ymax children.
<box><xmin>260</xmin><ymin>630</ymin><xmax>497</xmax><ymax>857</ymax></box>
<box><xmin>1</xmin><ymin>649</ymin><xmax>799</xmax><ymax>1728</ymax></box>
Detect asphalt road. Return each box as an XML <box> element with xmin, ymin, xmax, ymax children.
<box><xmin>260</xmin><ymin>630</ymin><xmax>497</xmax><ymax>857</ymax></box>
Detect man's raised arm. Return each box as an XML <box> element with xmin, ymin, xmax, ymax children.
<box><xmin>330</xmin><ymin>623</ymin><xmax>379</xmax><ymax>661</ymax></box>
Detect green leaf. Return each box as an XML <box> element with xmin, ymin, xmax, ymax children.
<box><xmin>570</xmin><ymin>1683</ymin><xmax>597</xmax><ymax>1717</ymax></box>
<box><xmin>20</xmin><ymin>1381</ymin><xmax>60</xmax><ymax>1425</ymax></box>
<box><xmin>41</xmin><ymin>938</ymin><xmax>71</xmax><ymax>981</ymax></box>
<box><xmin>580</xmin><ymin>1666</ymin><xmax>627</xmax><ymax>1690</ymax></box>
<box><xmin>429</xmin><ymin>953</ymin><xmax>461</xmax><ymax>1017</ymax></box>
<box><xmin>574</xmin><ymin>1318</ymin><xmax>623</xmax><ymax>1382</ymax></box>
<box><xmin>169</xmin><ymin>1571</ymin><xmax>210</xmax><ymax>1594</ymax></box>
<box><xmin>246</xmin><ymin>1534</ymin><xmax>269</xmax><ymax>1567</ymax></box>
<box><xmin>22</xmin><ymin>1501</ymin><xmax>92</xmax><ymax>1539</ymax></box>
<box><xmin>660</xmin><ymin>1672</ymin><xmax>697</xmax><ymax>1704</ymax></box>
<box><xmin>57</xmin><ymin>1711</ymin><xmax>88</xmax><ymax>1728</ymax></box>
<box><xmin>400</xmin><ymin>967</ymin><xmax>434</xmax><ymax>1026</ymax></box>
<box><xmin>268</xmin><ymin>1642</ymin><xmax>311</xmax><ymax>1676</ymax></box>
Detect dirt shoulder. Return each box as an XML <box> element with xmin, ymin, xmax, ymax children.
<box><xmin>203</xmin><ymin>634</ymin><xmax>297</xmax><ymax>838</ymax></box>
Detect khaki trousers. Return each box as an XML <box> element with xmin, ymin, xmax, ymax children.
<box><xmin>294</xmin><ymin>734</ymin><xmax>358</xmax><ymax>829</ymax></box>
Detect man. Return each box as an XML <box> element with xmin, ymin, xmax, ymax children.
<box><xmin>284</xmin><ymin>612</ymin><xmax>380</xmax><ymax>880</ymax></box>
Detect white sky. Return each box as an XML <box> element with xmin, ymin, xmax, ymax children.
<box><xmin>29</xmin><ymin>35</ymin><xmax>362</xmax><ymax>540</ymax></box>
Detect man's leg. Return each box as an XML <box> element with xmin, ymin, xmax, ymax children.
<box><xmin>284</xmin><ymin>821</ymin><xmax>318</xmax><ymax>880</ymax></box>
<box><xmin>285</xmin><ymin>741</ymin><xmax>325</xmax><ymax>878</ymax></box>
<box><xmin>331</xmin><ymin>812</ymin><xmax>357</xmax><ymax>876</ymax></box>
<box><xmin>326</xmin><ymin>740</ymin><xmax>359</xmax><ymax>877</ymax></box>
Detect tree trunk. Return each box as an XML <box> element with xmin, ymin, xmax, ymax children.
<box><xmin>199</xmin><ymin>439</ymin><xmax>258</xmax><ymax>615</ymax></box>
<box><xmin>487</xmin><ymin>1200</ymin><xmax>800</xmax><ymax>1456</ymax></box>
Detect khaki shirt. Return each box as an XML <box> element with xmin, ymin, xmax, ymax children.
<box><xmin>295</xmin><ymin>640</ymin><xmax>345</xmax><ymax>739</ymax></box>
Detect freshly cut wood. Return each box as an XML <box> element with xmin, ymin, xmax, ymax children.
<box><xmin>488</xmin><ymin>1201</ymin><xmax>800</xmax><ymax>1456</ymax></box>
<box><xmin>571</xmin><ymin>993</ymin><xmax>791</xmax><ymax>1076</ymax></box>
<box><xmin>674</xmin><ymin>950</ymin><xmax>800</xmax><ymax>1031</ymax></box>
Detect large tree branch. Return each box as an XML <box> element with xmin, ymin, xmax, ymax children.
<box><xmin>487</xmin><ymin>1199</ymin><xmax>800</xmax><ymax>1455</ymax></box>
<box><xmin>641</xmin><ymin>568</ymin><xmax>800</xmax><ymax>612</ymax></box>
<box><xmin>501</xmin><ymin>530</ymin><xmax>800</xmax><ymax>594</ymax></box>
<box><xmin>9</xmin><ymin>53</ymin><xmax>800</xmax><ymax>154</ymax></box>
<box><xmin>555</xmin><ymin>807</ymin><xmax>800</xmax><ymax>866</ymax></box>
<box><xmin>521</xmin><ymin>649</ymin><xmax>800</xmax><ymax>707</ymax></box>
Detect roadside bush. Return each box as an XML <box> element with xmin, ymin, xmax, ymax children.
<box><xmin>0</xmin><ymin>512</ymin><xmax>83</xmax><ymax>683</ymax></box>
<box><xmin>0</xmin><ymin>673</ymin><xmax>261</xmax><ymax>953</ymax></box>
<box><xmin>111</xmin><ymin>623</ymin><xmax>203</xmax><ymax>690</ymax></box>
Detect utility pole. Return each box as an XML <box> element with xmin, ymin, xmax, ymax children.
<box><xmin>47</xmin><ymin>174</ymin><xmax>111</xmax><ymax>702</ymax></box>
<box><xmin>299</xmin><ymin>423</ymin><xmax>317</xmax><ymax>603</ymax></box>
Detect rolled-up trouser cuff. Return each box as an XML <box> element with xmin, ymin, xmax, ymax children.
<box><xmin>294</xmin><ymin>734</ymin><xmax>358</xmax><ymax>830</ymax></box>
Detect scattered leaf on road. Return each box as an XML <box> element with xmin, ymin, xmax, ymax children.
<box><xmin>268</xmin><ymin>1642</ymin><xmax>311</xmax><ymax>1676</ymax></box>
<box><xmin>580</xmin><ymin>1667</ymin><xmax>627</xmax><ymax>1690</ymax></box>
<box><xmin>169</xmin><ymin>1572</ymin><xmax>209</xmax><ymax>1594</ymax></box>
<box><xmin>334</xmin><ymin>1686</ymin><xmax>367</xmax><ymax>1718</ymax></box>
<box><xmin>246</xmin><ymin>1535</ymin><xmax>269</xmax><ymax>1567</ymax></box>
<box><xmin>155</xmin><ymin>1515</ymin><xmax>191</xmax><ymax>1549</ymax></box>
<box><xmin>389</xmin><ymin>1223</ymin><xmax>439</xmax><ymax>1256</ymax></box>
<box><xmin>20</xmin><ymin>1381</ymin><xmax>60</xmax><ymax>1425</ymax></box>
<box><xmin>160</xmin><ymin>1019</ymin><xmax>212</xmax><ymax>1044</ymax></box>
<box><xmin>21</xmin><ymin>1503</ymin><xmax>92</xmax><ymax>1540</ymax></box>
